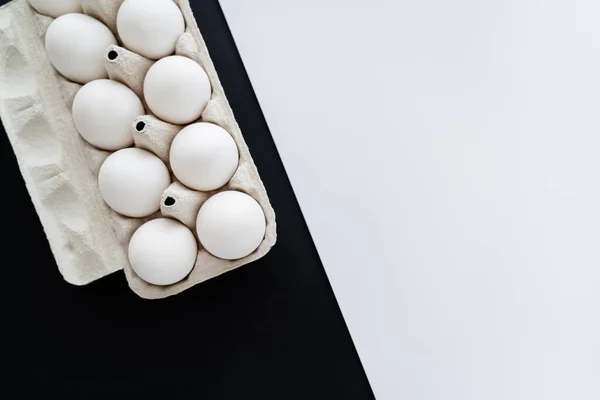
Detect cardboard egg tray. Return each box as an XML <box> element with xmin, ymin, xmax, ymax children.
<box><xmin>0</xmin><ymin>0</ymin><xmax>277</xmax><ymax>299</ymax></box>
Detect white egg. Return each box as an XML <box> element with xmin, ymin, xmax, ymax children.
<box><xmin>45</xmin><ymin>14</ymin><xmax>117</xmax><ymax>84</ymax></box>
<box><xmin>27</xmin><ymin>0</ymin><xmax>82</xmax><ymax>18</ymax></box>
<box><xmin>196</xmin><ymin>191</ymin><xmax>266</xmax><ymax>260</ymax></box>
<box><xmin>143</xmin><ymin>56</ymin><xmax>211</xmax><ymax>125</ymax></box>
<box><xmin>128</xmin><ymin>218</ymin><xmax>198</xmax><ymax>286</ymax></box>
<box><xmin>72</xmin><ymin>80</ymin><xmax>144</xmax><ymax>151</ymax></box>
<box><xmin>117</xmin><ymin>0</ymin><xmax>185</xmax><ymax>60</ymax></box>
<box><xmin>170</xmin><ymin>123</ymin><xmax>239</xmax><ymax>191</ymax></box>
<box><xmin>98</xmin><ymin>148</ymin><xmax>171</xmax><ymax>218</ymax></box>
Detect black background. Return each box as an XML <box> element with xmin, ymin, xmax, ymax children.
<box><xmin>0</xmin><ymin>0</ymin><xmax>374</xmax><ymax>398</ymax></box>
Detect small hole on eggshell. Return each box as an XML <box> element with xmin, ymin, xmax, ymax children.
<box><xmin>135</xmin><ymin>121</ymin><xmax>146</xmax><ymax>132</ymax></box>
<box><xmin>164</xmin><ymin>197</ymin><xmax>176</xmax><ymax>207</ymax></box>
<box><xmin>107</xmin><ymin>50</ymin><xmax>119</xmax><ymax>61</ymax></box>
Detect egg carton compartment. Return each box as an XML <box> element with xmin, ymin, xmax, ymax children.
<box><xmin>104</xmin><ymin>44</ymin><xmax>152</xmax><ymax>106</ymax></box>
<box><xmin>0</xmin><ymin>0</ymin><xmax>276</xmax><ymax>299</ymax></box>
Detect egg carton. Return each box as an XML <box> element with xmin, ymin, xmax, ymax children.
<box><xmin>0</xmin><ymin>0</ymin><xmax>277</xmax><ymax>299</ymax></box>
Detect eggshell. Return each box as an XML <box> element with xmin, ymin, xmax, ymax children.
<box><xmin>45</xmin><ymin>13</ymin><xmax>117</xmax><ymax>84</ymax></box>
<box><xmin>98</xmin><ymin>148</ymin><xmax>171</xmax><ymax>218</ymax></box>
<box><xmin>196</xmin><ymin>191</ymin><xmax>266</xmax><ymax>260</ymax></box>
<box><xmin>169</xmin><ymin>123</ymin><xmax>239</xmax><ymax>191</ymax></box>
<box><xmin>128</xmin><ymin>218</ymin><xmax>197</xmax><ymax>285</ymax></box>
<box><xmin>143</xmin><ymin>55</ymin><xmax>211</xmax><ymax>125</ymax></box>
<box><xmin>72</xmin><ymin>79</ymin><xmax>144</xmax><ymax>151</ymax></box>
<box><xmin>27</xmin><ymin>0</ymin><xmax>82</xmax><ymax>18</ymax></box>
<box><xmin>117</xmin><ymin>0</ymin><xmax>185</xmax><ymax>60</ymax></box>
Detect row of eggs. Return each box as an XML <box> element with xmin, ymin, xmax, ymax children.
<box><xmin>35</xmin><ymin>0</ymin><xmax>268</xmax><ymax>285</ymax></box>
<box><xmin>35</xmin><ymin>0</ymin><xmax>186</xmax><ymax>61</ymax></box>
<box><xmin>73</xmin><ymin>80</ymin><xmax>236</xmax><ymax>192</ymax></box>
<box><xmin>46</xmin><ymin>12</ymin><xmax>211</xmax><ymax>125</ymax></box>
<box><xmin>129</xmin><ymin>191</ymin><xmax>267</xmax><ymax>286</ymax></box>
<box><xmin>100</xmin><ymin>144</ymin><xmax>266</xmax><ymax>286</ymax></box>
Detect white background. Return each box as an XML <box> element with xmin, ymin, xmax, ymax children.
<box><xmin>220</xmin><ymin>1</ymin><xmax>600</xmax><ymax>399</ymax></box>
